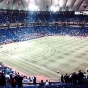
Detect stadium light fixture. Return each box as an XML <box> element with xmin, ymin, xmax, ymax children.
<box><xmin>4</xmin><ymin>8</ymin><xmax>6</xmax><ymax>10</ymax></box>
<box><xmin>50</xmin><ymin>5</ymin><xmax>59</xmax><ymax>12</ymax></box>
<box><xmin>26</xmin><ymin>0</ymin><xmax>28</xmax><ymax>1</ymax></box>
<box><xmin>28</xmin><ymin>4</ymin><xmax>39</xmax><ymax>11</ymax></box>
<box><xmin>69</xmin><ymin>8</ymin><xmax>72</xmax><ymax>11</ymax></box>
<box><xmin>59</xmin><ymin>0</ymin><xmax>63</xmax><ymax>7</ymax></box>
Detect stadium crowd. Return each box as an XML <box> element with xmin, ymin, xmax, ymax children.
<box><xmin>0</xmin><ymin>63</ymin><xmax>88</xmax><ymax>88</ymax></box>
<box><xmin>59</xmin><ymin>70</ymin><xmax>88</xmax><ymax>84</ymax></box>
<box><xmin>0</xmin><ymin>26</ymin><xmax>88</xmax><ymax>45</ymax></box>
<box><xmin>0</xmin><ymin>11</ymin><xmax>88</xmax><ymax>45</ymax></box>
<box><xmin>0</xmin><ymin>11</ymin><xmax>87</xmax><ymax>23</ymax></box>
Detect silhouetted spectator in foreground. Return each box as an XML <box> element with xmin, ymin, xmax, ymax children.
<box><xmin>33</xmin><ymin>76</ymin><xmax>36</xmax><ymax>85</ymax></box>
<box><xmin>17</xmin><ymin>75</ymin><xmax>23</xmax><ymax>88</ymax></box>
<box><xmin>14</xmin><ymin>74</ymin><xmax>19</xmax><ymax>83</ymax></box>
<box><xmin>64</xmin><ymin>73</ymin><xmax>69</xmax><ymax>84</ymax></box>
<box><xmin>11</xmin><ymin>78</ymin><xmax>17</xmax><ymax>88</ymax></box>
<box><xmin>0</xmin><ymin>72</ymin><xmax>6</xmax><ymax>87</ymax></box>
<box><xmin>61</xmin><ymin>74</ymin><xmax>64</xmax><ymax>83</ymax></box>
<box><xmin>72</xmin><ymin>72</ymin><xmax>77</xmax><ymax>84</ymax></box>
<box><xmin>78</xmin><ymin>70</ymin><xmax>84</xmax><ymax>84</ymax></box>
<box><xmin>39</xmin><ymin>80</ymin><xmax>44</xmax><ymax>86</ymax></box>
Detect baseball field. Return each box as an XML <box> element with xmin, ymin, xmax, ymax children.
<box><xmin>0</xmin><ymin>35</ymin><xmax>88</xmax><ymax>82</ymax></box>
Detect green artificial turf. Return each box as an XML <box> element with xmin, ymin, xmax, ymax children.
<box><xmin>0</xmin><ymin>36</ymin><xmax>88</xmax><ymax>81</ymax></box>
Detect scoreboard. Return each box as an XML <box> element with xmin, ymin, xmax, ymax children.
<box><xmin>75</xmin><ymin>11</ymin><xmax>88</xmax><ymax>15</ymax></box>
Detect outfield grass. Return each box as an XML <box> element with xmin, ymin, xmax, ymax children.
<box><xmin>0</xmin><ymin>36</ymin><xmax>88</xmax><ymax>81</ymax></box>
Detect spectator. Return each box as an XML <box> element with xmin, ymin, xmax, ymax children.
<box><xmin>61</xmin><ymin>74</ymin><xmax>64</xmax><ymax>83</ymax></box>
<box><xmin>17</xmin><ymin>75</ymin><xmax>23</xmax><ymax>88</ymax></box>
<box><xmin>84</xmin><ymin>72</ymin><xmax>87</xmax><ymax>79</ymax></box>
<box><xmin>5</xmin><ymin>73</ymin><xmax>10</xmax><ymax>84</ymax></box>
<box><xmin>77</xmin><ymin>70</ymin><xmax>84</xmax><ymax>84</ymax></box>
<box><xmin>64</xmin><ymin>73</ymin><xmax>69</xmax><ymax>84</ymax></box>
<box><xmin>72</xmin><ymin>72</ymin><xmax>77</xmax><ymax>84</ymax></box>
<box><xmin>33</xmin><ymin>76</ymin><xmax>36</xmax><ymax>85</ymax></box>
<box><xmin>83</xmin><ymin>72</ymin><xmax>88</xmax><ymax>84</ymax></box>
<box><xmin>11</xmin><ymin>78</ymin><xmax>17</xmax><ymax>88</ymax></box>
<box><xmin>39</xmin><ymin>80</ymin><xmax>44</xmax><ymax>86</ymax></box>
<box><xmin>0</xmin><ymin>72</ymin><xmax>6</xmax><ymax>87</ymax></box>
<box><xmin>69</xmin><ymin>74</ymin><xmax>72</xmax><ymax>84</ymax></box>
<box><xmin>45</xmin><ymin>80</ymin><xmax>49</xmax><ymax>86</ymax></box>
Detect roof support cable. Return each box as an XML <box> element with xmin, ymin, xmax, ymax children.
<box><xmin>20</xmin><ymin>0</ymin><xmax>26</xmax><ymax>11</ymax></box>
<box><xmin>77</xmin><ymin>0</ymin><xmax>85</xmax><ymax>11</ymax></box>
<box><xmin>71</xmin><ymin>0</ymin><xmax>77</xmax><ymax>10</ymax></box>
<box><xmin>12</xmin><ymin>0</ymin><xmax>15</xmax><ymax>14</ymax></box>
<box><xmin>65</xmin><ymin>0</ymin><xmax>68</xmax><ymax>11</ymax></box>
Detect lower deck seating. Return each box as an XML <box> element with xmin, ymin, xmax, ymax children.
<box><xmin>4</xmin><ymin>84</ymin><xmax>88</xmax><ymax>88</ymax></box>
<box><xmin>0</xmin><ymin>26</ymin><xmax>88</xmax><ymax>45</ymax></box>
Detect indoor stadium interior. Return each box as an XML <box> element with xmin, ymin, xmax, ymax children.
<box><xmin>0</xmin><ymin>0</ymin><xmax>88</xmax><ymax>88</ymax></box>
